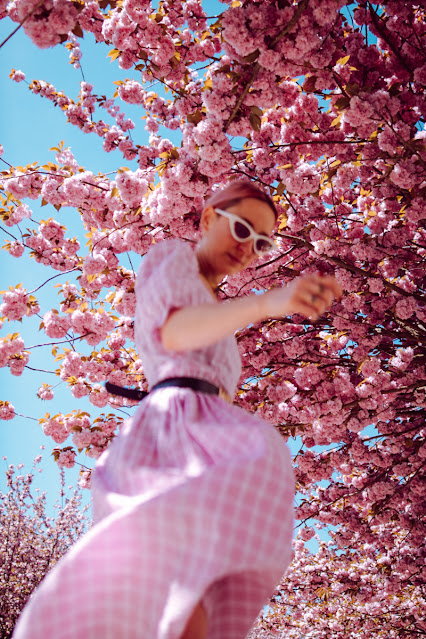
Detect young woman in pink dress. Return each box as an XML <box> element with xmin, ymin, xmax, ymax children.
<box><xmin>13</xmin><ymin>180</ymin><xmax>341</xmax><ymax>639</ymax></box>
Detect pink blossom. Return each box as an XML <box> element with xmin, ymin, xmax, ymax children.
<box><xmin>61</xmin><ymin>175</ymin><xmax>90</xmax><ymax>206</ymax></box>
<box><xmin>78</xmin><ymin>470</ymin><xmax>91</xmax><ymax>489</ymax></box>
<box><xmin>0</xmin><ymin>400</ymin><xmax>15</xmax><ymax>420</ymax></box>
<box><xmin>145</xmin><ymin>116</ymin><xmax>159</xmax><ymax>133</ymax></box>
<box><xmin>113</xmin><ymin>290</ymin><xmax>136</xmax><ymax>316</ymax></box>
<box><xmin>89</xmin><ymin>384</ymin><xmax>109</xmax><ymax>407</ymax></box>
<box><xmin>281</xmin><ymin>162</ymin><xmax>321</xmax><ymax>196</ymax></box>
<box><xmin>102</xmin><ymin>125</ymin><xmax>124</xmax><ymax>152</ymax></box>
<box><xmin>72</xmin><ymin>428</ymin><xmax>93</xmax><ymax>449</ymax></box>
<box><xmin>37</xmin><ymin>385</ymin><xmax>54</xmax><ymax>401</ymax></box>
<box><xmin>395</xmin><ymin>297</ymin><xmax>416</xmax><ymax>320</ymax></box>
<box><xmin>267</xmin><ymin>381</ymin><xmax>297</xmax><ymax>402</ymax></box>
<box><xmin>57</xmin><ymin>449</ymin><xmax>76</xmax><ymax>468</ymax></box>
<box><xmin>8</xmin><ymin>0</ymin><xmax>79</xmax><ymax>48</ymax></box>
<box><xmin>2</xmin><ymin>203</ymin><xmax>32</xmax><ymax>227</ymax></box>
<box><xmin>0</xmin><ymin>287</ymin><xmax>39</xmax><ymax>321</ymax></box>
<box><xmin>299</xmin><ymin>526</ymin><xmax>316</xmax><ymax>541</ymax></box>
<box><xmin>10</xmin><ymin>68</ymin><xmax>25</xmax><ymax>82</ymax></box>
<box><xmin>59</xmin><ymin>351</ymin><xmax>85</xmax><ymax>379</ymax></box>
<box><xmin>294</xmin><ymin>364</ymin><xmax>325</xmax><ymax>390</ymax></box>
<box><xmin>7</xmin><ymin>241</ymin><xmax>25</xmax><ymax>257</ymax></box>
<box><xmin>0</xmin><ymin>336</ymin><xmax>25</xmax><ymax>367</ymax></box>
<box><xmin>368</xmin><ymin>278</ymin><xmax>385</xmax><ymax>294</ymax></box>
<box><xmin>42</xmin><ymin>311</ymin><xmax>71</xmax><ymax>338</ymax></box>
<box><xmin>115</xmin><ymin>169</ymin><xmax>148</xmax><ymax>207</ymax></box>
<box><xmin>360</xmin><ymin>358</ymin><xmax>381</xmax><ymax>378</ymax></box>
<box><xmin>41</xmin><ymin>416</ymin><xmax>68</xmax><ymax>443</ymax></box>
<box><xmin>342</xmin><ymin>293</ymin><xmax>364</xmax><ymax>313</ymax></box>
<box><xmin>83</xmin><ymin>254</ymin><xmax>108</xmax><ymax>276</ymax></box>
<box><xmin>390</xmin><ymin>162</ymin><xmax>419</xmax><ymax>190</ymax></box>
<box><xmin>67</xmin><ymin>32</ymin><xmax>82</xmax><ymax>68</ymax></box>
<box><xmin>347</xmin><ymin>417</ymin><xmax>364</xmax><ymax>434</ymax></box>
<box><xmin>118</xmin><ymin>80</ymin><xmax>145</xmax><ymax>104</ymax></box>
<box><xmin>40</xmin><ymin>174</ymin><xmax>65</xmax><ymax>205</ymax></box>
<box><xmin>70</xmin><ymin>381</ymin><xmax>90</xmax><ymax>399</ymax></box>
<box><xmin>390</xmin><ymin>347</ymin><xmax>414</xmax><ymax>371</ymax></box>
<box><xmin>343</xmin><ymin>95</ymin><xmax>375</xmax><ymax>126</ymax></box>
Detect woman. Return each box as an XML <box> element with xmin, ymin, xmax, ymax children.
<box><xmin>13</xmin><ymin>180</ymin><xmax>341</xmax><ymax>639</ymax></box>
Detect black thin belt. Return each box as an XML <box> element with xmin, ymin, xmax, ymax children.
<box><xmin>105</xmin><ymin>377</ymin><xmax>220</xmax><ymax>402</ymax></box>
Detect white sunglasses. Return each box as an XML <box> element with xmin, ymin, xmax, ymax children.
<box><xmin>215</xmin><ymin>208</ymin><xmax>277</xmax><ymax>256</ymax></box>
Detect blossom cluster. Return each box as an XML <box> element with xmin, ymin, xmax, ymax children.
<box><xmin>37</xmin><ymin>383</ymin><xmax>55</xmax><ymax>401</ymax></box>
<box><xmin>0</xmin><ymin>400</ymin><xmax>15</xmax><ymax>420</ymax></box>
<box><xmin>250</xmin><ymin>517</ymin><xmax>426</xmax><ymax>638</ymax></box>
<box><xmin>7</xmin><ymin>0</ymin><xmax>80</xmax><ymax>48</ymax></box>
<box><xmin>0</xmin><ymin>285</ymin><xmax>39</xmax><ymax>321</ymax></box>
<box><xmin>0</xmin><ymin>333</ymin><xmax>29</xmax><ymax>377</ymax></box>
<box><xmin>24</xmin><ymin>222</ymin><xmax>80</xmax><ymax>272</ymax></box>
<box><xmin>40</xmin><ymin>410</ymin><xmax>122</xmax><ymax>464</ymax></box>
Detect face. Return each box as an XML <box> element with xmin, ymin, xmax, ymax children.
<box><xmin>198</xmin><ymin>197</ymin><xmax>277</xmax><ymax>282</ymax></box>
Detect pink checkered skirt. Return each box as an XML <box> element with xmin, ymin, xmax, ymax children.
<box><xmin>13</xmin><ymin>388</ymin><xmax>294</xmax><ymax>639</ymax></box>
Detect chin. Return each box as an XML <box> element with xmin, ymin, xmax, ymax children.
<box><xmin>226</xmin><ymin>252</ymin><xmax>244</xmax><ymax>268</ymax></box>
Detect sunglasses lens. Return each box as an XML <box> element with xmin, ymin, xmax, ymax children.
<box><xmin>233</xmin><ymin>220</ymin><xmax>251</xmax><ymax>240</ymax></box>
<box><xmin>256</xmin><ymin>238</ymin><xmax>274</xmax><ymax>254</ymax></box>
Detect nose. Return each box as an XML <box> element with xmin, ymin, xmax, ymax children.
<box><xmin>236</xmin><ymin>239</ymin><xmax>255</xmax><ymax>258</ymax></box>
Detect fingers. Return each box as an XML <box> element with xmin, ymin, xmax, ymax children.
<box><xmin>318</xmin><ymin>276</ymin><xmax>343</xmax><ymax>300</ymax></box>
<box><xmin>295</xmin><ymin>274</ymin><xmax>342</xmax><ymax>320</ymax></box>
<box><xmin>268</xmin><ymin>274</ymin><xmax>342</xmax><ymax>322</ymax></box>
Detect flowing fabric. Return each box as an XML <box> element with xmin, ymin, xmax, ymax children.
<box><xmin>13</xmin><ymin>239</ymin><xmax>294</xmax><ymax>639</ymax></box>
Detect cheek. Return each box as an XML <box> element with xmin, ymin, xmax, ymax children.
<box><xmin>246</xmin><ymin>253</ymin><xmax>259</xmax><ymax>267</ymax></box>
<box><xmin>216</xmin><ymin>226</ymin><xmax>234</xmax><ymax>247</ymax></box>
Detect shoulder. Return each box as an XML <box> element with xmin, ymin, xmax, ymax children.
<box><xmin>137</xmin><ymin>239</ymin><xmax>197</xmax><ymax>280</ymax></box>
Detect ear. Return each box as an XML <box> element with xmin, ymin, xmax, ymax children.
<box><xmin>199</xmin><ymin>206</ymin><xmax>217</xmax><ymax>233</ymax></box>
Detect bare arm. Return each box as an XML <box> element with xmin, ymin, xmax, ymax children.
<box><xmin>161</xmin><ymin>274</ymin><xmax>342</xmax><ymax>352</ymax></box>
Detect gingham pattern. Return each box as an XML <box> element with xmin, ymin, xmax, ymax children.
<box><xmin>13</xmin><ymin>241</ymin><xmax>294</xmax><ymax>639</ymax></box>
<box><xmin>133</xmin><ymin>240</ymin><xmax>243</xmax><ymax>398</ymax></box>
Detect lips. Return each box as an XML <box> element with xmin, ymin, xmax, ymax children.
<box><xmin>227</xmin><ymin>253</ymin><xmax>242</xmax><ymax>265</ymax></box>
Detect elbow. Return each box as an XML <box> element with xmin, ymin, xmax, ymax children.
<box><xmin>160</xmin><ymin>327</ymin><xmax>178</xmax><ymax>351</ymax></box>
<box><xmin>160</xmin><ymin>309</ymin><xmax>182</xmax><ymax>352</ymax></box>
<box><xmin>160</xmin><ymin>322</ymin><xmax>187</xmax><ymax>352</ymax></box>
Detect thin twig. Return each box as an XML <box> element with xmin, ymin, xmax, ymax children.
<box><xmin>24</xmin><ymin>366</ymin><xmax>58</xmax><ymax>374</ymax></box>
<box><xmin>28</xmin><ymin>269</ymin><xmax>79</xmax><ymax>296</ymax></box>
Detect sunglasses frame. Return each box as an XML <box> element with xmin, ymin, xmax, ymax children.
<box><xmin>215</xmin><ymin>208</ymin><xmax>277</xmax><ymax>256</ymax></box>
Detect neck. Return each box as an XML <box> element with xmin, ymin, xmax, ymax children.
<box><xmin>195</xmin><ymin>245</ymin><xmax>224</xmax><ymax>291</ymax></box>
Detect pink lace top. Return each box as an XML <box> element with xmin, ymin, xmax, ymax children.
<box><xmin>134</xmin><ymin>239</ymin><xmax>242</xmax><ymax>398</ymax></box>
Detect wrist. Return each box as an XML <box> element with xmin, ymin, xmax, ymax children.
<box><xmin>256</xmin><ymin>289</ymin><xmax>272</xmax><ymax>322</ymax></box>
<box><xmin>260</xmin><ymin>287</ymin><xmax>291</xmax><ymax>321</ymax></box>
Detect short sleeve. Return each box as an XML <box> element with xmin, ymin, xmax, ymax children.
<box><xmin>134</xmin><ymin>239</ymin><xmax>211</xmax><ymax>346</ymax></box>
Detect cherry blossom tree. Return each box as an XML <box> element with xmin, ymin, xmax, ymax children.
<box><xmin>0</xmin><ymin>455</ymin><xmax>90</xmax><ymax>639</ymax></box>
<box><xmin>247</xmin><ymin>518</ymin><xmax>426</xmax><ymax>638</ymax></box>
<box><xmin>0</xmin><ymin>0</ymin><xmax>425</xmax><ymax>636</ymax></box>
